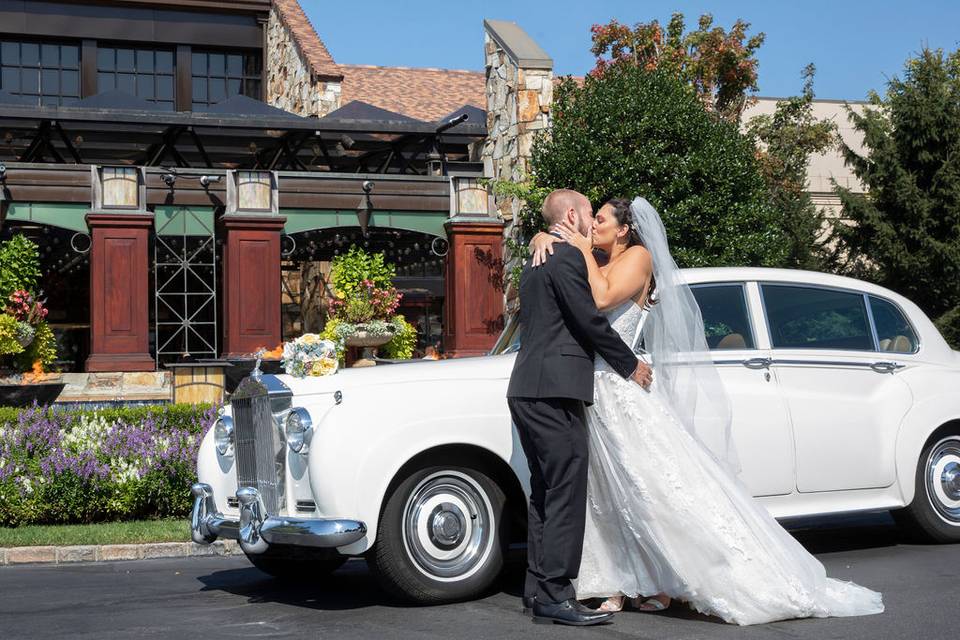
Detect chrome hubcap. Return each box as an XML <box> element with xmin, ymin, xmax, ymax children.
<box><xmin>926</xmin><ymin>438</ymin><xmax>960</xmax><ymax>524</ymax></box>
<box><xmin>403</xmin><ymin>472</ymin><xmax>494</xmax><ymax>581</ymax></box>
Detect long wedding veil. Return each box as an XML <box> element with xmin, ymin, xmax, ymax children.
<box><xmin>629</xmin><ymin>197</ymin><xmax>741</xmax><ymax>474</ymax></box>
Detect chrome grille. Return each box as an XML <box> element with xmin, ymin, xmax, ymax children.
<box><xmin>232</xmin><ymin>381</ymin><xmax>285</xmax><ymax>514</ymax></box>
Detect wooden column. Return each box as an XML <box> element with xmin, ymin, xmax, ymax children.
<box><xmin>220</xmin><ymin>215</ymin><xmax>286</xmax><ymax>358</ymax></box>
<box><xmin>443</xmin><ymin>218</ymin><xmax>505</xmax><ymax>357</ymax></box>
<box><xmin>85</xmin><ymin>212</ymin><xmax>155</xmax><ymax>372</ymax></box>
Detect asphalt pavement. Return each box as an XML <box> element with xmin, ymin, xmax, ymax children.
<box><xmin>0</xmin><ymin>513</ymin><xmax>956</xmax><ymax>640</ymax></box>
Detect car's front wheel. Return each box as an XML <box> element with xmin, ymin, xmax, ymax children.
<box><xmin>894</xmin><ymin>433</ymin><xmax>960</xmax><ymax>542</ymax></box>
<box><xmin>370</xmin><ymin>465</ymin><xmax>507</xmax><ymax>604</ymax></box>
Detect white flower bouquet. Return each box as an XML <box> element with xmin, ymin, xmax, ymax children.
<box><xmin>281</xmin><ymin>334</ymin><xmax>339</xmax><ymax>378</ymax></box>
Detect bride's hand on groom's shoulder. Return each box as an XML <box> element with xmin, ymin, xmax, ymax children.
<box><xmin>529</xmin><ymin>231</ymin><xmax>560</xmax><ymax>267</ymax></box>
<box><xmin>631</xmin><ymin>360</ymin><xmax>653</xmax><ymax>390</ymax></box>
<box><xmin>552</xmin><ymin>220</ymin><xmax>593</xmax><ymax>255</ymax></box>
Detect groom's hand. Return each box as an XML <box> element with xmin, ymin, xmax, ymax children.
<box><xmin>631</xmin><ymin>361</ymin><xmax>653</xmax><ymax>389</ymax></box>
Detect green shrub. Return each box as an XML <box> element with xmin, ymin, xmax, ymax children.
<box><xmin>382</xmin><ymin>314</ymin><xmax>417</xmax><ymax>359</ymax></box>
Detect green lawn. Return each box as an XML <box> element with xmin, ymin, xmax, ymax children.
<box><xmin>0</xmin><ymin>519</ymin><xmax>190</xmax><ymax>547</ymax></box>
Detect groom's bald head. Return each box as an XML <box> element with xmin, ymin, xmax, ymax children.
<box><xmin>542</xmin><ymin>189</ymin><xmax>592</xmax><ymax>235</ymax></box>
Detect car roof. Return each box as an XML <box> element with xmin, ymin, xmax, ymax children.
<box><xmin>682</xmin><ymin>267</ymin><xmax>901</xmax><ymax>300</ymax></box>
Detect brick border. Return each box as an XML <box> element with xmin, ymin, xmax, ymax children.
<box><xmin>0</xmin><ymin>540</ymin><xmax>241</xmax><ymax>566</ymax></box>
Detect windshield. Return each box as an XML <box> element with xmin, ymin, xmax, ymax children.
<box><xmin>489</xmin><ymin>315</ymin><xmax>521</xmax><ymax>355</ymax></box>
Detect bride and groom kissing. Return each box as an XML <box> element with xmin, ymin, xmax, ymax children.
<box><xmin>506</xmin><ymin>189</ymin><xmax>884</xmax><ymax>626</ymax></box>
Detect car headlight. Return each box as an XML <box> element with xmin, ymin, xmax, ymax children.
<box><xmin>285</xmin><ymin>407</ymin><xmax>313</xmax><ymax>454</ymax></box>
<box><xmin>214</xmin><ymin>416</ymin><xmax>234</xmax><ymax>456</ymax></box>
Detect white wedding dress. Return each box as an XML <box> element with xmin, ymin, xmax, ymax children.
<box><xmin>572</xmin><ymin>299</ymin><xmax>885</xmax><ymax>625</ymax></box>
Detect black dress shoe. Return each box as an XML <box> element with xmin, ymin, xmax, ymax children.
<box><xmin>521</xmin><ymin>596</ymin><xmax>536</xmax><ymax>615</ymax></box>
<box><xmin>531</xmin><ymin>599</ymin><xmax>615</xmax><ymax>626</ymax></box>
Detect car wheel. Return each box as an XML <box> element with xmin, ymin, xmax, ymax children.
<box><xmin>893</xmin><ymin>434</ymin><xmax>960</xmax><ymax>542</ymax></box>
<box><xmin>370</xmin><ymin>465</ymin><xmax>507</xmax><ymax>604</ymax></box>
<box><xmin>246</xmin><ymin>544</ymin><xmax>348</xmax><ymax>580</ymax></box>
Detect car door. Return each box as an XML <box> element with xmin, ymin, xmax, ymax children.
<box><xmin>690</xmin><ymin>282</ymin><xmax>795</xmax><ymax>497</ymax></box>
<box><xmin>760</xmin><ymin>283</ymin><xmax>914</xmax><ymax>493</ymax></box>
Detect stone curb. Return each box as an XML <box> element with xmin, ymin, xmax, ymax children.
<box><xmin>0</xmin><ymin>540</ymin><xmax>241</xmax><ymax>566</ymax></box>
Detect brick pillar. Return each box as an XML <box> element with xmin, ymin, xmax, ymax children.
<box><xmin>220</xmin><ymin>215</ymin><xmax>286</xmax><ymax>358</ymax></box>
<box><xmin>85</xmin><ymin>212</ymin><xmax>155</xmax><ymax>372</ymax></box>
<box><xmin>443</xmin><ymin>219</ymin><xmax>506</xmax><ymax>357</ymax></box>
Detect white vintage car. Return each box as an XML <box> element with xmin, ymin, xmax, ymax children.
<box><xmin>192</xmin><ymin>267</ymin><xmax>960</xmax><ymax>603</ymax></box>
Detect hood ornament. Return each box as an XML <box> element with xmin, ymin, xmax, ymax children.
<box><xmin>251</xmin><ymin>348</ymin><xmax>266</xmax><ymax>381</ymax></box>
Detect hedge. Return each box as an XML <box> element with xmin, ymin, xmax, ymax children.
<box><xmin>0</xmin><ymin>403</ymin><xmax>216</xmax><ymax>528</ymax></box>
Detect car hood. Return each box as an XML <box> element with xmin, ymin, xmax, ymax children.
<box><xmin>271</xmin><ymin>353</ymin><xmax>515</xmax><ymax>397</ymax></box>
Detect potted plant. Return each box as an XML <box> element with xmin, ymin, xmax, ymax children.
<box><xmin>321</xmin><ymin>246</ymin><xmax>414</xmax><ymax>366</ymax></box>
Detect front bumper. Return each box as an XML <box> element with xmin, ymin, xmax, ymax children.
<box><xmin>191</xmin><ymin>483</ymin><xmax>366</xmax><ymax>555</ymax></box>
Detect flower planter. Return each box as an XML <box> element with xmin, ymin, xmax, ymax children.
<box><xmin>345</xmin><ymin>331</ymin><xmax>394</xmax><ymax>367</ymax></box>
<box><xmin>0</xmin><ymin>382</ymin><xmax>66</xmax><ymax>407</ymax></box>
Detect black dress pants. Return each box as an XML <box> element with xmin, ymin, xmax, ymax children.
<box><xmin>507</xmin><ymin>396</ymin><xmax>590</xmax><ymax>604</ymax></box>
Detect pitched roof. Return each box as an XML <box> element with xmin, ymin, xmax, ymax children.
<box><xmin>273</xmin><ymin>0</ymin><xmax>342</xmax><ymax>80</ymax></box>
<box><xmin>321</xmin><ymin>100</ymin><xmax>427</xmax><ymax>125</ymax></box>
<box><xmin>339</xmin><ymin>64</ymin><xmax>486</xmax><ymax>122</ymax></box>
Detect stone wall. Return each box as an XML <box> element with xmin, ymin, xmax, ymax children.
<box><xmin>265</xmin><ymin>6</ymin><xmax>340</xmax><ymax>117</ymax></box>
<box><xmin>481</xmin><ymin>31</ymin><xmax>553</xmax><ymax>223</ymax></box>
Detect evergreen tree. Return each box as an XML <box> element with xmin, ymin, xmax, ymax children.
<box><xmin>828</xmin><ymin>47</ymin><xmax>960</xmax><ymax>345</ymax></box>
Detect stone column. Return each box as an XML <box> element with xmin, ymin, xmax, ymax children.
<box><xmin>85</xmin><ymin>212</ymin><xmax>155</xmax><ymax>372</ymax></box>
<box><xmin>443</xmin><ymin>218</ymin><xmax>505</xmax><ymax>357</ymax></box>
<box><xmin>220</xmin><ymin>215</ymin><xmax>287</xmax><ymax>358</ymax></box>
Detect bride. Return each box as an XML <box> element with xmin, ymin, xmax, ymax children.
<box><xmin>529</xmin><ymin>196</ymin><xmax>884</xmax><ymax>625</ymax></box>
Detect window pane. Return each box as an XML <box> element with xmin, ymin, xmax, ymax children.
<box><xmin>244</xmin><ymin>53</ymin><xmax>261</xmax><ymax>75</ymax></box>
<box><xmin>136</xmin><ymin>74</ymin><xmax>154</xmax><ymax>99</ymax></box>
<box><xmin>2</xmin><ymin>67</ymin><xmax>20</xmax><ymax>93</ymax></box>
<box><xmin>61</xmin><ymin>45</ymin><xmax>79</xmax><ymax>69</ymax></box>
<box><xmin>870</xmin><ymin>297</ymin><xmax>918</xmax><ymax>353</ymax></box>
<box><xmin>21</xmin><ymin>68</ymin><xmax>39</xmax><ymax>93</ymax></box>
<box><xmin>1</xmin><ymin>42</ymin><xmax>19</xmax><ymax>65</ymax></box>
<box><xmin>227</xmin><ymin>54</ymin><xmax>242</xmax><ymax>76</ymax></box>
<box><xmin>243</xmin><ymin>78</ymin><xmax>260</xmax><ymax>97</ymax></box>
<box><xmin>41</xmin><ymin>68</ymin><xmax>58</xmax><ymax>93</ymax></box>
<box><xmin>191</xmin><ymin>52</ymin><xmax>206</xmax><ymax>76</ymax></box>
<box><xmin>97</xmin><ymin>72</ymin><xmax>115</xmax><ymax>93</ymax></box>
<box><xmin>157</xmin><ymin>74</ymin><xmax>174</xmax><ymax>100</ymax></box>
<box><xmin>763</xmin><ymin>285</ymin><xmax>873</xmax><ymax>351</ymax></box>
<box><xmin>208</xmin><ymin>77</ymin><xmax>225</xmax><ymax>102</ymax></box>
<box><xmin>208</xmin><ymin>53</ymin><xmax>225</xmax><ymax>77</ymax></box>
<box><xmin>157</xmin><ymin>100</ymin><xmax>174</xmax><ymax>111</ymax></box>
<box><xmin>61</xmin><ymin>96</ymin><xmax>79</xmax><ymax>107</ymax></box>
<box><xmin>192</xmin><ymin>102</ymin><xmax>207</xmax><ymax>112</ymax></box>
<box><xmin>117</xmin><ymin>48</ymin><xmax>135</xmax><ymax>72</ymax></box>
<box><xmin>156</xmin><ymin>50</ymin><xmax>173</xmax><ymax>74</ymax></box>
<box><xmin>691</xmin><ymin>285</ymin><xmax>755</xmax><ymax>350</ymax></box>
<box><xmin>136</xmin><ymin>49</ymin><xmax>153</xmax><ymax>73</ymax></box>
<box><xmin>41</xmin><ymin>44</ymin><xmax>59</xmax><ymax>66</ymax></box>
<box><xmin>227</xmin><ymin>78</ymin><xmax>241</xmax><ymax>96</ymax></box>
<box><xmin>61</xmin><ymin>69</ymin><xmax>79</xmax><ymax>95</ymax></box>
<box><xmin>21</xmin><ymin>43</ymin><xmax>39</xmax><ymax>66</ymax></box>
<box><xmin>97</xmin><ymin>47</ymin><xmax>114</xmax><ymax>71</ymax></box>
<box><xmin>192</xmin><ymin>77</ymin><xmax>207</xmax><ymax>101</ymax></box>
<box><xmin>117</xmin><ymin>72</ymin><xmax>135</xmax><ymax>95</ymax></box>
<box><xmin>41</xmin><ymin>95</ymin><xmax>58</xmax><ymax>107</ymax></box>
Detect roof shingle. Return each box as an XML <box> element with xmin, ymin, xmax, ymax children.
<box><xmin>339</xmin><ymin>64</ymin><xmax>485</xmax><ymax>122</ymax></box>
<box><xmin>273</xmin><ymin>0</ymin><xmax>342</xmax><ymax>80</ymax></box>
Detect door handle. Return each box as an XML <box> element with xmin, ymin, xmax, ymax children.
<box><xmin>742</xmin><ymin>357</ymin><xmax>772</xmax><ymax>370</ymax></box>
<box><xmin>870</xmin><ymin>361</ymin><xmax>904</xmax><ymax>374</ymax></box>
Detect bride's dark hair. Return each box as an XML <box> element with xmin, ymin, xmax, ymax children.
<box><xmin>603</xmin><ymin>197</ymin><xmax>658</xmax><ymax>307</ymax></box>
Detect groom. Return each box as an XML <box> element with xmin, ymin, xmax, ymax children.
<box><xmin>507</xmin><ymin>189</ymin><xmax>652</xmax><ymax>626</ymax></box>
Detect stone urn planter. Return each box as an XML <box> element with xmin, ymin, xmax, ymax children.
<box><xmin>345</xmin><ymin>330</ymin><xmax>394</xmax><ymax>367</ymax></box>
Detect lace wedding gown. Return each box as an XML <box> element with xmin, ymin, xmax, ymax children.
<box><xmin>573</xmin><ymin>300</ymin><xmax>884</xmax><ymax>625</ymax></box>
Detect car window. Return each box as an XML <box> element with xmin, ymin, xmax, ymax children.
<box><xmin>762</xmin><ymin>284</ymin><xmax>873</xmax><ymax>351</ymax></box>
<box><xmin>490</xmin><ymin>316</ymin><xmax>521</xmax><ymax>355</ymax></box>
<box><xmin>690</xmin><ymin>284</ymin><xmax>755</xmax><ymax>350</ymax></box>
<box><xmin>870</xmin><ymin>296</ymin><xmax>919</xmax><ymax>353</ymax></box>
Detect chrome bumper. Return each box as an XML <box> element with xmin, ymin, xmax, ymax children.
<box><xmin>191</xmin><ymin>483</ymin><xmax>366</xmax><ymax>555</ymax></box>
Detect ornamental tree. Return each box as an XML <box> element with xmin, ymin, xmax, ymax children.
<box><xmin>826</xmin><ymin>47</ymin><xmax>960</xmax><ymax>345</ymax></box>
<box><xmin>589</xmin><ymin>13</ymin><xmax>764</xmax><ymax>122</ymax></box>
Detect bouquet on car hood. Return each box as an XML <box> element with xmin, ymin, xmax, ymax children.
<box><xmin>281</xmin><ymin>334</ymin><xmax>339</xmax><ymax>378</ymax></box>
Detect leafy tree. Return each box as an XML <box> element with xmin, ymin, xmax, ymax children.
<box><xmin>523</xmin><ymin>63</ymin><xmax>786</xmax><ymax>269</ymax></box>
<box><xmin>747</xmin><ymin>64</ymin><xmax>838</xmax><ymax>270</ymax></box>
<box><xmin>827</xmin><ymin>47</ymin><xmax>960</xmax><ymax>345</ymax></box>
<box><xmin>589</xmin><ymin>13</ymin><xmax>764</xmax><ymax>122</ymax></box>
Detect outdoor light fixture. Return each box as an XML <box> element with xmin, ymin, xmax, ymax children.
<box><xmin>340</xmin><ymin>133</ymin><xmax>355</xmax><ymax>150</ymax></box>
<box><xmin>199</xmin><ymin>175</ymin><xmax>222</xmax><ymax>188</ymax></box>
<box><xmin>356</xmin><ymin>180</ymin><xmax>374</xmax><ymax>236</ymax></box>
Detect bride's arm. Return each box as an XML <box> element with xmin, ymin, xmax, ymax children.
<box><xmin>554</xmin><ymin>221</ymin><xmax>652</xmax><ymax>311</ymax></box>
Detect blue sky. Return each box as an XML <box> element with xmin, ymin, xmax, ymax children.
<box><xmin>302</xmin><ymin>0</ymin><xmax>959</xmax><ymax>101</ymax></box>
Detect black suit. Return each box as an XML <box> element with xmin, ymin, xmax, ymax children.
<box><xmin>507</xmin><ymin>242</ymin><xmax>639</xmax><ymax>604</ymax></box>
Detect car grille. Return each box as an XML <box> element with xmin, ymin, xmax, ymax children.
<box><xmin>232</xmin><ymin>386</ymin><xmax>285</xmax><ymax>514</ymax></box>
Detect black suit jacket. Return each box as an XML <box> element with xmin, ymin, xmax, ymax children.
<box><xmin>506</xmin><ymin>243</ymin><xmax>639</xmax><ymax>404</ymax></box>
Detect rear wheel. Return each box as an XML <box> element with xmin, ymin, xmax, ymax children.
<box><xmin>893</xmin><ymin>433</ymin><xmax>960</xmax><ymax>543</ymax></box>
<box><xmin>246</xmin><ymin>544</ymin><xmax>347</xmax><ymax>580</ymax></box>
<box><xmin>369</xmin><ymin>465</ymin><xmax>507</xmax><ymax>604</ymax></box>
